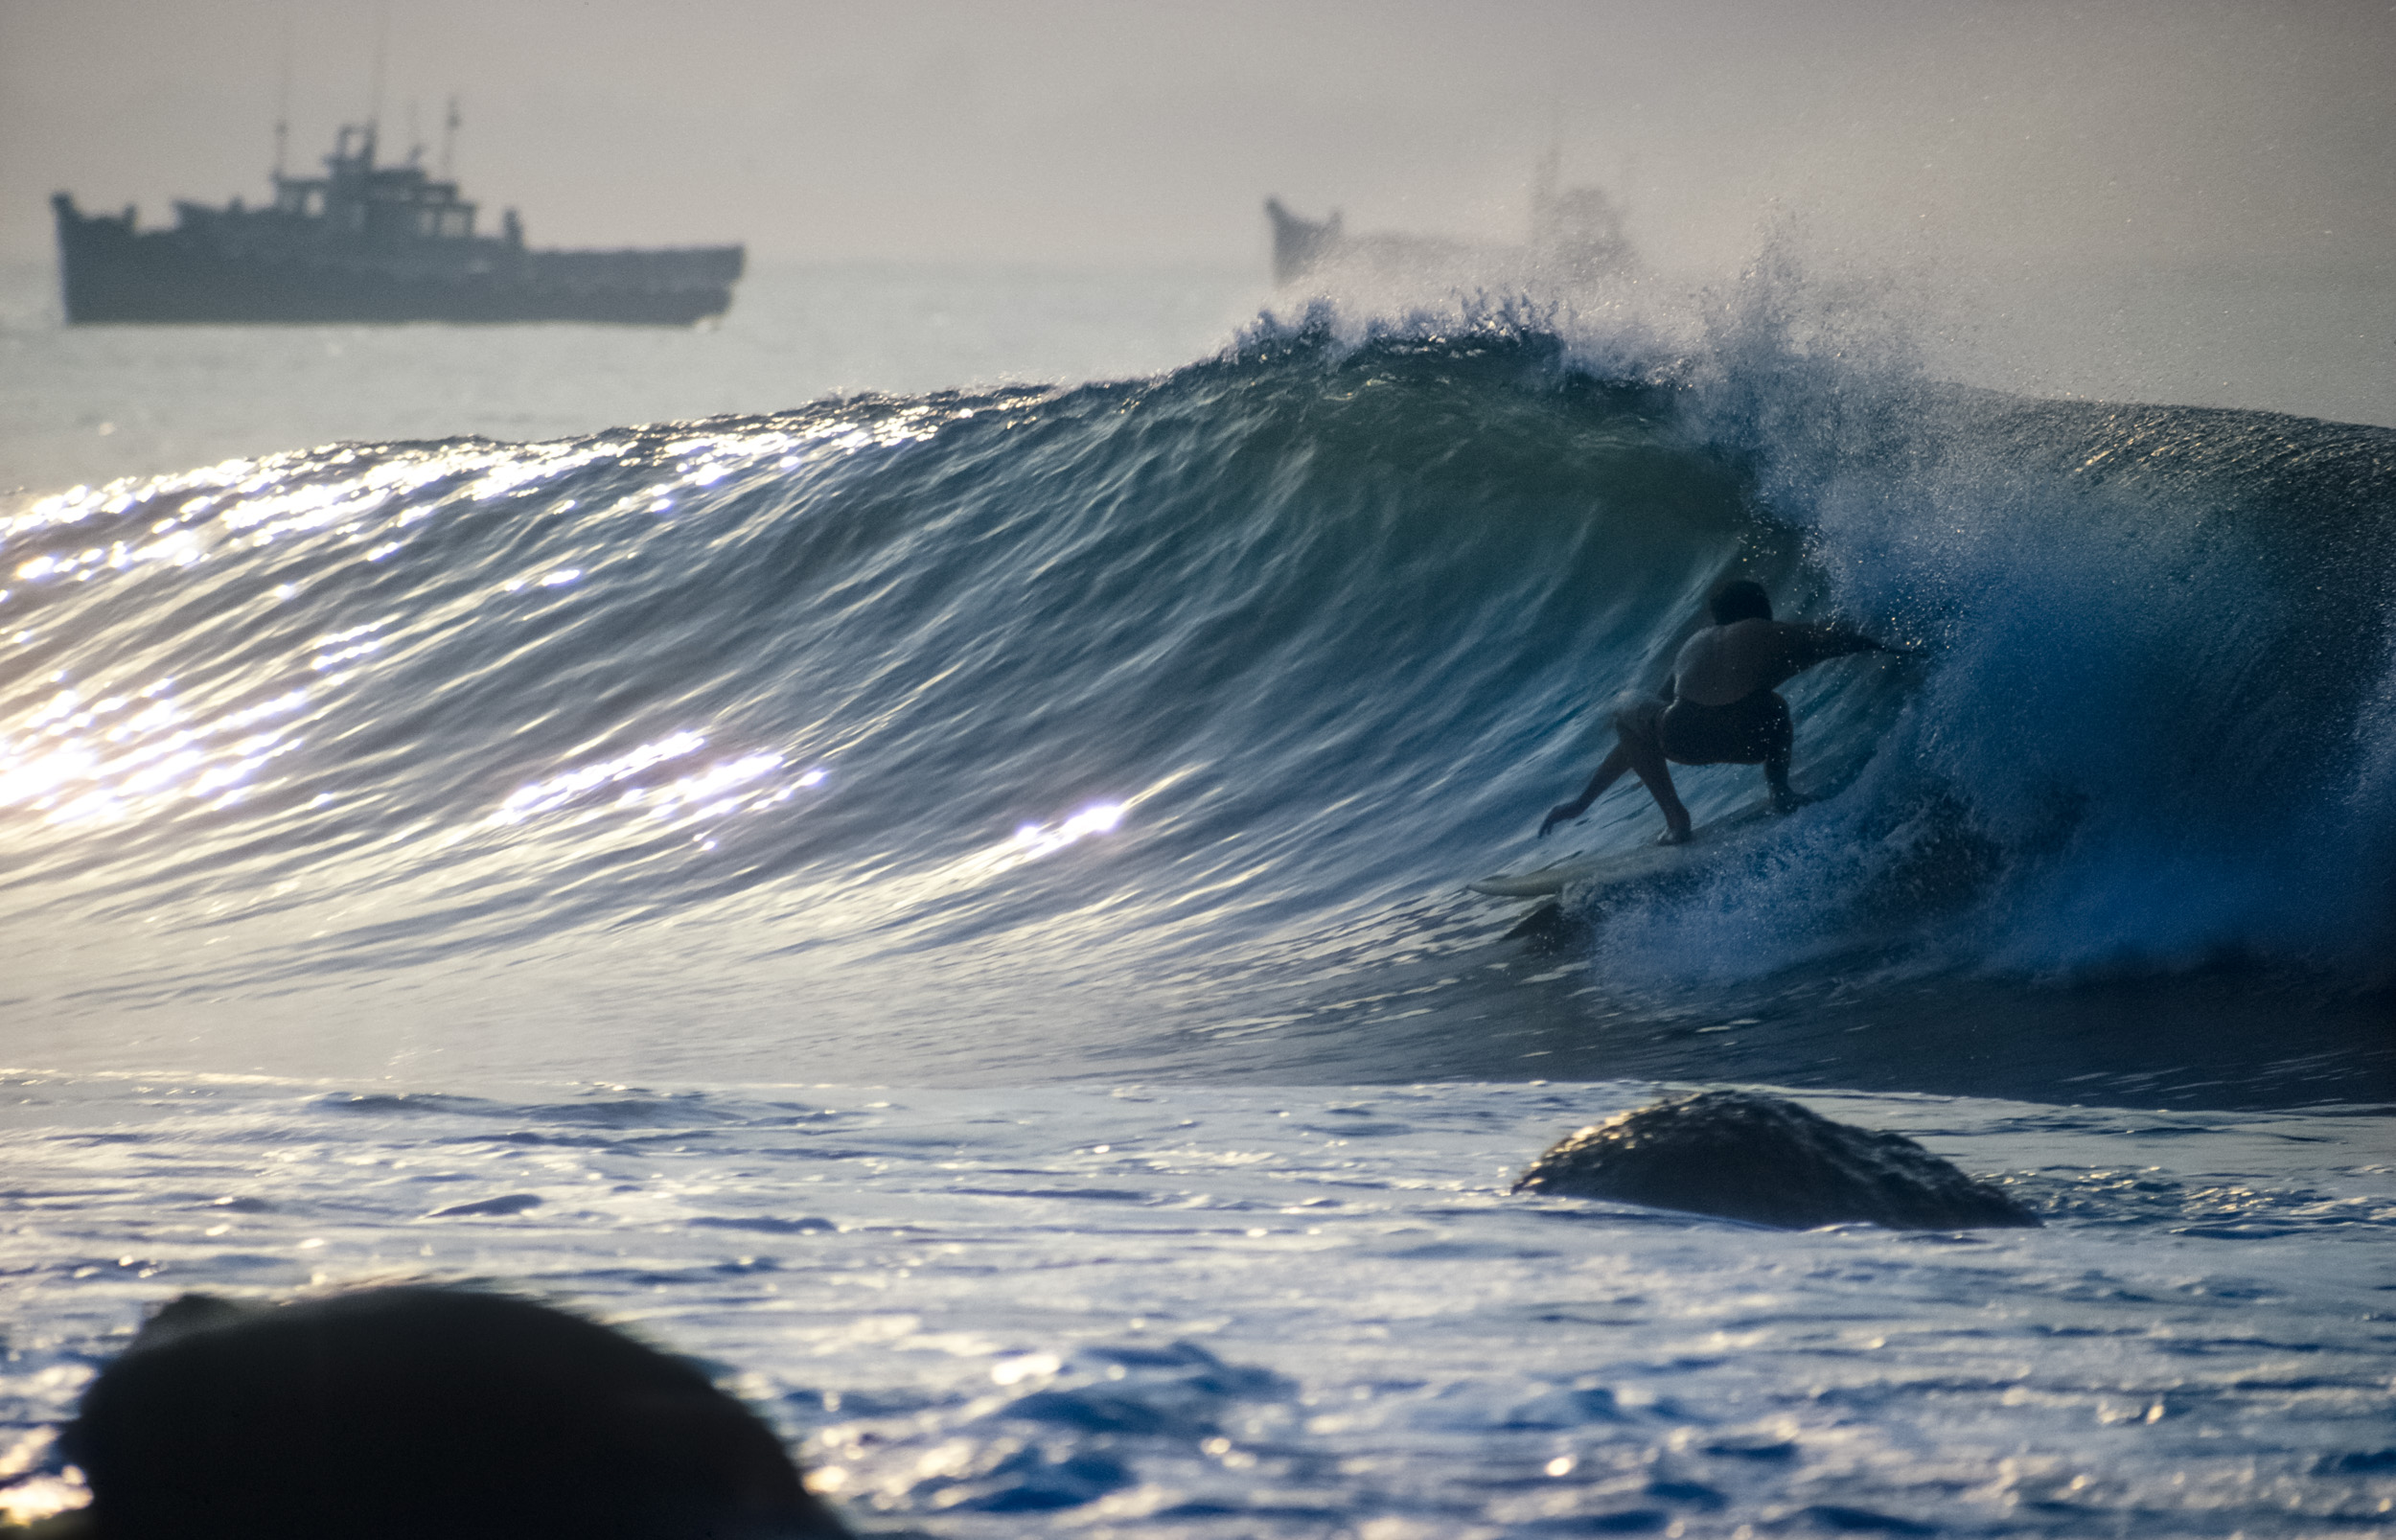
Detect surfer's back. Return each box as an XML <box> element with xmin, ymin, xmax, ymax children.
<box><xmin>1670</xmin><ymin>618</ymin><xmax>1823</xmax><ymax>705</ymax></box>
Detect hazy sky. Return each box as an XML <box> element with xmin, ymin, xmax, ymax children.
<box><xmin>3</xmin><ymin>0</ymin><xmax>2391</xmax><ymax>281</ymax></box>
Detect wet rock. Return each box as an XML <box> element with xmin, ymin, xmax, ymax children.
<box><xmin>66</xmin><ymin>1285</ymin><xmax>847</xmax><ymax>1540</ymax></box>
<box><xmin>1512</xmin><ymin>1090</ymin><xmax>2039</xmax><ymax>1230</ymax></box>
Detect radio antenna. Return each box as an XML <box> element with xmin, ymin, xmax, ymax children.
<box><xmin>365</xmin><ymin>0</ymin><xmax>392</xmax><ymax>152</ymax></box>
<box><xmin>271</xmin><ymin>4</ymin><xmax>293</xmax><ymax>176</ymax></box>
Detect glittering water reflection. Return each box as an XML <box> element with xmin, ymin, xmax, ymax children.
<box><xmin>489</xmin><ymin>731</ymin><xmax>823</xmax><ymax>846</ymax></box>
<box><xmin>0</xmin><ymin>676</ymin><xmax>311</xmax><ymax>825</ymax></box>
<box><xmin>1012</xmin><ymin>801</ymin><xmax>1125</xmax><ymax>862</ymax></box>
<box><xmin>0</xmin><ymin>392</ymin><xmax>1095</xmax><ymax>1009</ymax></box>
<box><xmin>0</xmin><ymin>410</ymin><xmax>949</xmax><ymax>851</ymax></box>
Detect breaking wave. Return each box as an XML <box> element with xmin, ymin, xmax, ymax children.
<box><xmin>4</xmin><ymin>290</ymin><xmax>2389</xmax><ymax>1097</ymax></box>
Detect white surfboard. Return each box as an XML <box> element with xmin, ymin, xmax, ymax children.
<box><xmin>1468</xmin><ymin>800</ymin><xmax>1780</xmax><ymax>899</ymax></box>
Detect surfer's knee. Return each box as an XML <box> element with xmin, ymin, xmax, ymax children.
<box><xmin>1610</xmin><ymin>694</ymin><xmax>1665</xmax><ymax>746</ymax></box>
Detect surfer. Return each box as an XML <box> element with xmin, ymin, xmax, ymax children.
<box><xmin>1539</xmin><ymin>579</ymin><xmax>1894</xmax><ymax>843</ymax></box>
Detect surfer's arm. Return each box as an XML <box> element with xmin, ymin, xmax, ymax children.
<box><xmin>1782</xmin><ymin>622</ymin><xmax>1894</xmax><ymax>673</ymax></box>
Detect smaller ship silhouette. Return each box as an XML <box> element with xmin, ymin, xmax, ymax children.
<box><xmin>1266</xmin><ymin>146</ymin><xmax>1632</xmax><ymax>288</ymax></box>
<box><xmin>52</xmin><ymin>120</ymin><xmax>743</xmax><ymax>325</ymax></box>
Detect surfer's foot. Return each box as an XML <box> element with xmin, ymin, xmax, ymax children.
<box><xmin>1769</xmin><ymin>788</ymin><xmax>1809</xmax><ymax>815</ymax></box>
<box><xmin>1655</xmin><ymin>823</ymin><xmax>1693</xmax><ymax>846</ymax></box>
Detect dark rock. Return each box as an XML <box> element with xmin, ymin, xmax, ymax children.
<box><xmin>1512</xmin><ymin>1091</ymin><xmax>2040</xmax><ymax>1230</ymax></box>
<box><xmin>66</xmin><ymin>1285</ymin><xmax>847</xmax><ymax>1540</ymax></box>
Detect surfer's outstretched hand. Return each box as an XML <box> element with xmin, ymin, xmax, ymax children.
<box><xmin>1538</xmin><ymin>801</ymin><xmax>1585</xmax><ymax>839</ymax></box>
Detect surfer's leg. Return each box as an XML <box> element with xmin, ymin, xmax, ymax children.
<box><xmin>1540</xmin><ymin>742</ymin><xmax>1632</xmax><ymax>837</ymax></box>
<box><xmin>1541</xmin><ymin>693</ymin><xmax>1671</xmax><ymax>837</ymax></box>
<box><xmin>1614</xmin><ymin>698</ymin><xmax>1693</xmax><ymax>843</ymax></box>
<box><xmin>1581</xmin><ymin>742</ymin><xmax>1635</xmax><ymax>803</ymax></box>
<box><xmin>1764</xmin><ymin>751</ymin><xmax>1798</xmax><ymax>811</ymax></box>
<box><xmin>1757</xmin><ymin>694</ymin><xmax>1798</xmax><ymax>812</ymax></box>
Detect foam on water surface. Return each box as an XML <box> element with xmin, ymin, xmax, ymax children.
<box><xmin>2</xmin><ymin>1072</ymin><xmax>2390</xmax><ymax>1536</ymax></box>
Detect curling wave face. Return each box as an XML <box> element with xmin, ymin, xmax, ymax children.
<box><xmin>1</xmin><ymin>319</ymin><xmax>2389</xmax><ymax>1098</ymax></box>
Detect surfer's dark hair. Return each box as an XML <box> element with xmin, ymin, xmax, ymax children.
<box><xmin>1709</xmin><ymin>579</ymin><xmax>1772</xmax><ymax>625</ymax></box>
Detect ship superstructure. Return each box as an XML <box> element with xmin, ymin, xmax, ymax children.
<box><xmin>1266</xmin><ymin>147</ymin><xmax>1632</xmax><ymax>289</ymax></box>
<box><xmin>53</xmin><ymin>123</ymin><xmax>743</xmax><ymax>325</ymax></box>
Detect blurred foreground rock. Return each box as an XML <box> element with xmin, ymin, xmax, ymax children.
<box><xmin>65</xmin><ymin>1285</ymin><xmax>848</xmax><ymax>1540</ymax></box>
<box><xmin>1513</xmin><ymin>1090</ymin><xmax>2040</xmax><ymax>1230</ymax></box>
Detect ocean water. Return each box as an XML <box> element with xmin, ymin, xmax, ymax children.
<box><xmin>3</xmin><ymin>1074</ymin><xmax>2391</xmax><ymax>1537</ymax></box>
<box><xmin>0</xmin><ymin>259</ymin><xmax>1264</xmax><ymax>497</ymax></box>
<box><xmin>1</xmin><ymin>256</ymin><xmax>2391</xmax><ymax>1536</ymax></box>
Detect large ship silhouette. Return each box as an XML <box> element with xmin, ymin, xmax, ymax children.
<box><xmin>52</xmin><ymin>120</ymin><xmax>743</xmax><ymax>326</ymax></box>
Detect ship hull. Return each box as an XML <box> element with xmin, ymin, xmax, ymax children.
<box><xmin>55</xmin><ymin>197</ymin><xmax>741</xmax><ymax>326</ymax></box>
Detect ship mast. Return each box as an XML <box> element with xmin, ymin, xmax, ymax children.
<box><xmin>271</xmin><ymin>7</ymin><xmax>292</xmax><ymax>177</ymax></box>
<box><xmin>364</xmin><ymin>0</ymin><xmax>392</xmax><ymax>160</ymax></box>
<box><xmin>440</xmin><ymin>96</ymin><xmax>460</xmax><ymax>179</ymax></box>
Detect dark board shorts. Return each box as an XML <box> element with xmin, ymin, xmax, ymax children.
<box><xmin>1661</xmin><ymin>692</ymin><xmax>1790</xmax><ymax>766</ymax></box>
